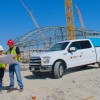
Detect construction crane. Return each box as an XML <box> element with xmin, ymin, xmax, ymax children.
<box><xmin>65</xmin><ymin>0</ymin><xmax>76</xmax><ymax>40</ymax></box>
<box><xmin>75</xmin><ymin>4</ymin><xmax>86</xmax><ymax>38</ymax></box>
<box><xmin>20</xmin><ymin>0</ymin><xmax>50</xmax><ymax>49</ymax></box>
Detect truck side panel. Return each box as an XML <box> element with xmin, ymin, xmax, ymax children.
<box><xmin>95</xmin><ymin>47</ymin><xmax>100</xmax><ymax>62</ymax></box>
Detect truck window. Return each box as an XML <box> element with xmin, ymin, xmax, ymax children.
<box><xmin>48</xmin><ymin>42</ymin><xmax>69</xmax><ymax>51</ymax></box>
<box><xmin>79</xmin><ymin>41</ymin><xmax>92</xmax><ymax>49</ymax></box>
<box><xmin>69</xmin><ymin>41</ymin><xmax>81</xmax><ymax>50</ymax></box>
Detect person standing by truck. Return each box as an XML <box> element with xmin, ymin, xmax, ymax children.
<box><xmin>0</xmin><ymin>45</ymin><xmax>7</xmax><ymax>93</ymax></box>
<box><xmin>6</xmin><ymin>39</ymin><xmax>24</xmax><ymax>93</ymax></box>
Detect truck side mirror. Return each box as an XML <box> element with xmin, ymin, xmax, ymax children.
<box><xmin>69</xmin><ymin>47</ymin><xmax>76</xmax><ymax>52</ymax></box>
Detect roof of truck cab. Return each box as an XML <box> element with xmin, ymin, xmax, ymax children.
<box><xmin>57</xmin><ymin>39</ymin><xmax>90</xmax><ymax>43</ymax></box>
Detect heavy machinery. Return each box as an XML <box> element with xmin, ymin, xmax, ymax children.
<box><xmin>65</xmin><ymin>0</ymin><xmax>76</xmax><ymax>40</ymax></box>
<box><xmin>20</xmin><ymin>0</ymin><xmax>50</xmax><ymax>49</ymax></box>
<box><xmin>75</xmin><ymin>4</ymin><xmax>86</xmax><ymax>38</ymax></box>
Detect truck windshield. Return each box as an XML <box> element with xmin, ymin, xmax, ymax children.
<box><xmin>48</xmin><ymin>42</ymin><xmax>69</xmax><ymax>51</ymax></box>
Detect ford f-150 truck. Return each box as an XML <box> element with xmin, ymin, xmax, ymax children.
<box><xmin>29</xmin><ymin>39</ymin><xmax>100</xmax><ymax>78</ymax></box>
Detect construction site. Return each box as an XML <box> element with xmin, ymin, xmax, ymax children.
<box><xmin>0</xmin><ymin>0</ymin><xmax>100</xmax><ymax>100</ymax></box>
<box><xmin>13</xmin><ymin>0</ymin><xmax>100</xmax><ymax>62</ymax></box>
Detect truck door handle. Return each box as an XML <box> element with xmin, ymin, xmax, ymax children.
<box><xmin>63</xmin><ymin>53</ymin><xmax>67</xmax><ymax>55</ymax></box>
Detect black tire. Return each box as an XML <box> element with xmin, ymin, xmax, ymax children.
<box><xmin>98</xmin><ymin>62</ymin><xmax>100</xmax><ymax>68</ymax></box>
<box><xmin>53</xmin><ymin>61</ymin><xmax>64</xmax><ymax>79</ymax></box>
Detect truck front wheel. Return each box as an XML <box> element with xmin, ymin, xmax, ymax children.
<box><xmin>53</xmin><ymin>61</ymin><xmax>64</xmax><ymax>79</ymax></box>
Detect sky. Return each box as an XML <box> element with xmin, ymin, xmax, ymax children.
<box><xmin>0</xmin><ymin>0</ymin><xmax>100</xmax><ymax>50</ymax></box>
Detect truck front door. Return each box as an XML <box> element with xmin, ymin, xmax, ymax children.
<box><xmin>67</xmin><ymin>41</ymin><xmax>82</xmax><ymax>68</ymax></box>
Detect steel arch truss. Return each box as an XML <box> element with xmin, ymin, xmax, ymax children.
<box><xmin>14</xmin><ymin>26</ymin><xmax>100</xmax><ymax>49</ymax></box>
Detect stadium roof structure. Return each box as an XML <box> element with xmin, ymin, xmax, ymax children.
<box><xmin>14</xmin><ymin>26</ymin><xmax>100</xmax><ymax>49</ymax></box>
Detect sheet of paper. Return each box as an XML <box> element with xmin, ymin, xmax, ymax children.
<box><xmin>0</xmin><ymin>54</ymin><xmax>18</xmax><ymax>64</ymax></box>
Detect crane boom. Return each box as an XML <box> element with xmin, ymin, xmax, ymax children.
<box><xmin>20</xmin><ymin>0</ymin><xmax>39</xmax><ymax>28</ymax></box>
<box><xmin>75</xmin><ymin>4</ymin><xmax>86</xmax><ymax>38</ymax></box>
<box><xmin>20</xmin><ymin>0</ymin><xmax>50</xmax><ymax>49</ymax></box>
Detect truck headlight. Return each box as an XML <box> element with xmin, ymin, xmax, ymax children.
<box><xmin>42</xmin><ymin>56</ymin><xmax>51</xmax><ymax>64</ymax></box>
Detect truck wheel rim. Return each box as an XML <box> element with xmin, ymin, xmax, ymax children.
<box><xmin>59</xmin><ymin>65</ymin><xmax>63</xmax><ymax>76</ymax></box>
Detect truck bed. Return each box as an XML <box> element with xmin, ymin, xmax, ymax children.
<box><xmin>89</xmin><ymin>38</ymin><xmax>100</xmax><ymax>47</ymax></box>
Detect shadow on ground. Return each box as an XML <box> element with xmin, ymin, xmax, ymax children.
<box><xmin>2</xmin><ymin>86</ymin><xmax>18</xmax><ymax>91</ymax></box>
<box><xmin>64</xmin><ymin>65</ymin><xmax>98</xmax><ymax>75</ymax></box>
<box><xmin>24</xmin><ymin>65</ymin><xmax>99</xmax><ymax>80</ymax></box>
<box><xmin>24</xmin><ymin>72</ymin><xmax>53</xmax><ymax>80</ymax></box>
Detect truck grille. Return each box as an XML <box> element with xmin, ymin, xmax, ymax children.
<box><xmin>30</xmin><ymin>57</ymin><xmax>41</xmax><ymax>66</ymax></box>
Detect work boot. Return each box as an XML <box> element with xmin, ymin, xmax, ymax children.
<box><xmin>19</xmin><ymin>88</ymin><xmax>23</xmax><ymax>92</ymax></box>
<box><xmin>7</xmin><ymin>88</ymin><xmax>14</xmax><ymax>93</ymax></box>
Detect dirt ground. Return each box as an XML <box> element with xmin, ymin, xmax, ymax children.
<box><xmin>0</xmin><ymin>64</ymin><xmax>100</xmax><ymax>100</ymax></box>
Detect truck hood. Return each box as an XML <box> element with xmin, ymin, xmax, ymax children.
<box><xmin>30</xmin><ymin>51</ymin><xmax>64</xmax><ymax>58</ymax></box>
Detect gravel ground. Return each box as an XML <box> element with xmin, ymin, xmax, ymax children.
<box><xmin>0</xmin><ymin>64</ymin><xmax>100</xmax><ymax>100</ymax></box>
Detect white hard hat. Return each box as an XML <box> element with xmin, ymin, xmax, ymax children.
<box><xmin>0</xmin><ymin>45</ymin><xmax>4</xmax><ymax>51</ymax></box>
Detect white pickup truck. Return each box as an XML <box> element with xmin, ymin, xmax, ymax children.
<box><xmin>29</xmin><ymin>39</ymin><xmax>100</xmax><ymax>78</ymax></box>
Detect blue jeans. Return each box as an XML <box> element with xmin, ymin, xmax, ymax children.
<box><xmin>0</xmin><ymin>68</ymin><xmax>4</xmax><ymax>90</ymax></box>
<box><xmin>9</xmin><ymin>63</ymin><xmax>24</xmax><ymax>89</ymax></box>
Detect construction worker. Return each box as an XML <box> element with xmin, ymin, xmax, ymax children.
<box><xmin>6</xmin><ymin>39</ymin><xmax>24</xmax><ymax>93</ymax></box>
<box><xmin>0</xmin><ymin>45</ymin><xmax>7</xmax><ymax>93</ymax></box>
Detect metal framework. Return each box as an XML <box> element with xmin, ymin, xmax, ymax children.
<box><xmin>14</xmin><ymin>26</ymin><xmax>100</xmax><ymax>61</ymax></box>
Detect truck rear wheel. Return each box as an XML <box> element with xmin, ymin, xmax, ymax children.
<box><xmin>98</xmin><ymin>62</ymin><xmax>100</xmax><ymax>68</ymax></box>
<box><xmin>53</xmin><ymin>61</ymin><xmax>64</xmax><ymax>79</ymax></box>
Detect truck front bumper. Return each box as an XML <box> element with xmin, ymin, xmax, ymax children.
<box><xmin>29</xmin><ymin>65</ymin><xmax>52</xmax><ymax>72</ymax></box>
